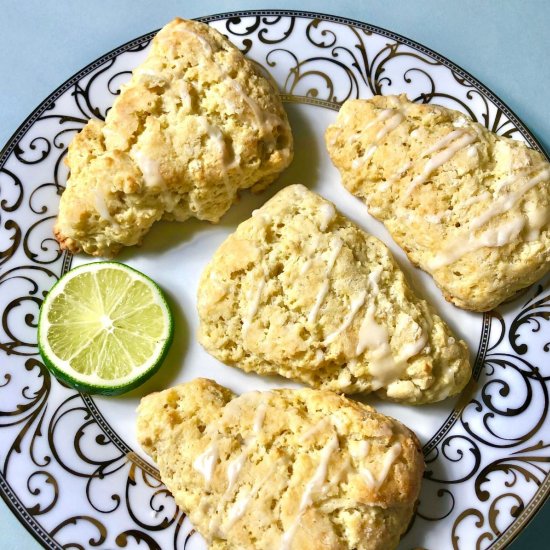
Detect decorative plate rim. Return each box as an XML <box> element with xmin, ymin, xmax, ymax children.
<box><xmin>0</xmin><ymin>9</ymin><xmax>548</xmax><ymax>550</ymax></box>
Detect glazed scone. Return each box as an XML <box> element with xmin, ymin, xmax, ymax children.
<box><xmin>137</xmin><ymin>378</ymin><xmax>424</xmax><ymax>550</ymax></box>
<box><xmin>325</xmin><ymin>94</ymin><xmax>550</xmax><ymax>311</ymax></box>
<box><xmin>54</xmin><ymin>18</ymin><xmax>293</xmax><ymax>256</ymax></box>
<box><xmin>197</xmin><ymin>185</ymin><xmax>470</xmax><ymax>404</ymax></box>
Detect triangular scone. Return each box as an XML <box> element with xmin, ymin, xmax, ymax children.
<box><xmin>137</xmin><ymin>379</ymin><xmax>424</xmax><ymax>550</ymax></box>
<box><xmin>197</xmin><ymin>185</ymin><xmax>470</xmax><ymax>404</ymax></box>
<box><xmin>54</xmin><ymin>18</ymin><xmax>293</xmax><ymax>256</ymax></box>
<box><xmin>325</xmin><ymin>95</ymin><xmax>550</xmax><ymax>311</ymax></box>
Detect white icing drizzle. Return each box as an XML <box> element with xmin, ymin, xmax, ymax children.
<box><xmin>253</xmin><ymin>402</ymin><xmax>267</xmax><ymax>434</ymax></box>
<box><xmin>307</xmin><ymin>238</ymin><xmax>343</xmax><ymax>324</ymax></box>
<box><xmin>315</xmin><ymin>349</ymin><xmax>325</xmax><ymax>362</ymax></box>
<box><xmin>356</xmin><ymin>305</ymin><xmax>427</xmax><ymax>390</ymax></box>
<box><xmin>375</xmin><ymin>112</ymin><xmax>404</xmax><ymax>142</ymax></box>
<box><xmin>193</xmin><ymin>442</ymin><xmax>219</xmax><ymax>488</ymax></box>
<box><xmin>132</xmin><ymin>149</ymin><xmax>163</xmax><ymax>187</ymax></box>
<box><xmin>367</xmin><ymin>108</ymin><xmax>396</xmax><ymax>129</ymax></box>
<box><xmin>368</xmin><ymin>266</ymin><xmax>382</xmax><ymax>296</ymax></box>
<box><xmin>360</xmin><ymin>442</ymin><xmax>402</xmax><ymax>489</ymax></box>
<box><xmin>493</xmin><ymin>172</ymin><xmax>522</xmax><ymax>193</ymax></box>
<box><xmin>308</xmin><ymin>280</ymin><xmax>329</xmax><ymax>325</ymax></box>
<box><xmin>363</xmin><ymin>112</ymin><xmax>404</xmax><ymax>163</ymax></box>
<box><xmin>377</xmin><ymin>180</ymin><xmax>391</xmax><ymax>192</ymax></box>
<box><xmin>301</xmin><ymin>418</ymin><xmax>331</xmax><ymax>440</ymax></box>
<box><xmin>470</xmin><ymin>169</ymin><xmax>549</xmax><ymax>231</ymax></box>
<box><xmin>394</xmin><ymin>161</ymin><xmax>412</xmax><ymax>179</ymax></box>
<box><xmin>230</xmin><ymin>81</ymin><xmax>264</xmax><ymax>125</ymax></box>
<box><xmin>319</xmin><ymin>203</ymin><xmax>336</xmax><ymax>231</ymax></box>
<box><xmin>352</xmin><ymin>146</ymin><xmax>377</xmax><ymax>169</ymax></box>
<box><xmin>326</xmin><ymin>237</ymin><xmax>344</xmax><ymax>276</ymax></box>
<box><xmin>242</xmin><ymin>263</ymin><xmax>269</xmax><ymax>336</ymax></box>
<box><xmin>300</xmin><ymin>259</ymin><xmax>312</xmax><ymax>275</ymax></box>
<box><xmin>280</xmin><ymin>433</ymin><xmax>339</xmax><ymax>550</ymax></box>
<box><xmin>428</xmin><ymin>167</ymin><xmax>550</xmax><ymax>268</ymax></box>
<box><xmin>356</xmin><ymin>304</ymin><xmax>391</xmax><ymax>359</ymax></box>
<box><xmin>223</xmin><ymin>461</ymin><xmax>277</xmax><ymax>531</ymax></box>
<box><xmin>428</xmin><ymin>216</ymin><xmax>526</xmax><ymax>270</ymax></box>
<box><xmin>348</xmin><ymin>109</ymin><xmax>404</xmax><ymax>170</ymax></box>
<box><xmin>178</xmin><ymin>80</ymin><xmax>192</xmax><ymax>112</ymax></box>
<box><xmin>421</xmin><ymin>129</ymin><xmax>466</xmax><ymax>157</ymax></box>
<box><xmin>525</xmin><ymin>204</ymin><xmax>549</xmax><ymax>241</ymax></box>
<box><xmin>456</xmin><ymin>191</ymin><xmax>492</xmax><ymax>211</ymax></box>
<box><xmin>299</xmin><ymin>434</ymin><xmax>339</xmax><ymax>507</ymax></box>
<box><xmin>347</xmin><ymin>109</ymin><xmax>396</xmax><ymax>144</ymax></box>
<box><xmin>356</xmin><ymin>440</ymin><xmax>371</xmax><ymax>459</ymax></box>
<box><xmin>198</xmin><ymin>117</ymin><xmax>225</xmax><ymax>153</ymax></box>
<box><xmin>421</xmin><ymin>188</ymin><xmax>499</xmax><ymax>230</ymax></box>
<box><xmin>404</xmin><ymin>131</ymin><xmax>477</xmax><ymax>197</ymax></box>
<box><xmin>300</xmin><ymin>235</ymin><xmax>321</xmax><ymax>275</ymax></box>
<box><xmin>226</xmin><ymin>453</ymin><xmax>247</xmax><ymax>494</ymax></box>
<box><xmin>196</xmin><ymin>116</ymin><xmax>240</xmax><ymax>171</ymax></box>
<box><xmin>242</xmin><ymin>278</ymin><xmax>265</xmax><ymax>335</ymax></box>
<box><xmin>398</xmin><ymin>332</ymin><xmax>429</xmax><ymax>361</ymax></box>
<box><xmin>384</xmin><ymin>128</ymin><xmax>474</xmax><ymax>190</ymax></box>
<box><xmin>209</xmin><ymin>395</ymin><xmax>269</xmax><ymax>535</ymax></box>
<box><xmin>324</xmin><ymin>290</ymin><xmax>367</xmax><ymax>344</ymax></box>
<box><xmin>224</xmin><ymin>492</ymin><xmax>252</xmax><ymax>530</ymax></box>
<box><xmin>94</xmin><ymin>190</ymin><xmax>117</xmax><ymax>225</ymax></box>
<box><xmin>224</xmin><ymin>396</ymin><xmax>268</xmax><ymax>494</ymax></box>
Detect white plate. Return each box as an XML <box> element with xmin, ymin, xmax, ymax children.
<box><xmin>1</xmin><ymin>10</ymin><xmax>548</xmax><ymax>550</ymax></box>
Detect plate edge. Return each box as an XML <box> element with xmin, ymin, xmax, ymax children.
<box><xmin>0</xmin><ymin>9</ymin><xmax>548</xmax><ymax>550</ymax></box>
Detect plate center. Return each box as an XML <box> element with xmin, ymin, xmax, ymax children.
<box><xmin>73</xmin><ymin>102</ymin><xmax>484</xmax><ymax>461</ymax></box>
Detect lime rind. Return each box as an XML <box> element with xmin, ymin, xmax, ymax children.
<box><xmin>37</xmin><ymin>262</ymin><xmax>174</xmax><ymax>396</ymax></box>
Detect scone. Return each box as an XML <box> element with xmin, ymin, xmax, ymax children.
<box><xmin>54</xmin><ymin>18</ymin><xmax>293</xmax><ymax>256</ymax></box>
<box><xmin>137</xmin><ymin>378</ymin><xmax>424</xmax><ymax>550</ymax></box>
<box><xmin>197</xmin><ymin>184</ymin><xmax>471</xmax><ymax>404</ymax></box>
<box><xmin>325</xmin><ymin>94</ymin><xmax>550</xmax><ymax>311</ymax></box>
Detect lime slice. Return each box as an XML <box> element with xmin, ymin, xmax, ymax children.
<box><xmin>38</xmin><ymin>262</ymin><xmax>174</xmax><ymax>395</ymax></box>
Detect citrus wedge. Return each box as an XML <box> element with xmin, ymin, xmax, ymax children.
<box><xmin>38</xmin><ymin>262</ymin><xmax>173</xmax><ymax>395</ymax></box>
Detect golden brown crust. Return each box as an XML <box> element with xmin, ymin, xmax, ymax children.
<box><xmin>325</xmin><ymin>94</ymin><xmax>550</xmax><ymax>312</ymax></box>
<box><xmin>55</xmin><ymin>18</ymin><xmax>293</xmax><ymax>256</ymax></box>
<box><xmin>197</xmin><ymin>184</ymin><xmax>471</xmax><ymax>404</ymax></box>
<box><xmin>137</xmin><ymin>379</ymin><xmax>425</xmax><ymax>550</ymax></box>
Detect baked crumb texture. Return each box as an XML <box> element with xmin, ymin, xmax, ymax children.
<box><xmin>197</xmin><ymin>185</ymin><xmax>471</xmax><ymax>404</ymax></box>
<box><xmin>325</xmin><ymin>94</ymin><xmax>550</xmax><ymax>311</ymax></box>
<box><xmin>54</xmin><ymin>18</ymin><xmax>293</xmax><ymax>256</ymax></box>
<box><xmin>137</xmin><ymin>379</ymin><xmax>424</xmax><ymax>550</ymax></box>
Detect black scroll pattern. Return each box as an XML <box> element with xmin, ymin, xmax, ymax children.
<box><xmin>412</xmin><ymin>278</ymin><xmax>550</xmax><ymax>549</ymax></box>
